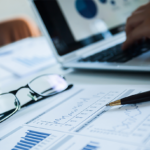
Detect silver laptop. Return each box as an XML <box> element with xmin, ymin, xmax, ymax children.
<box><xmin>30</xmin><ymin>0</ymin><xmax>150</xmax><ymax>72</ymax></box>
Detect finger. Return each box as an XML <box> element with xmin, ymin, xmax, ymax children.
<box><xmin>132</xmin><ymin>9</ymin><xmax>144</xmax><ymax>15</ymax></box>
<box><xmin>126</xmin><ymin>14</ymin><xmax>144</xmax><ymax>36</ymax></box>
<box><xmin>122</xmin><ymin>21</ymin><xmax>150</xmax><ymax>50</ymax></box>
<box><xmin>126</xmin><ymin>2</ymin><xmax>150</xmax><ymax>36</ymax></box>
<box><xmin>133</xmin><ymin>4</ymin><xmax>147</xmax><ymax>14</ymax></box>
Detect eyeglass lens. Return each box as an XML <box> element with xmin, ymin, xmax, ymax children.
<box><xmin>0</xmin><ymin>93</ymin><xmax>19</xmax><ymax>121</ymax></box>
<box><xmin>29</xmin><ymin>74</ymin><xmax>68</xmax><ymax>96</ymax></box>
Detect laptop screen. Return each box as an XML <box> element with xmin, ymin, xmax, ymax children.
<box><xmin>33</xmin><ymin>0</ymin><xmax>149</xmax><ymax>56</ymax></box>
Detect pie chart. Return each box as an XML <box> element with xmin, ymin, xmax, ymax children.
<box><xmin>75</xmin><ymin>0</ymin><xmax>98</xmax><ymax>19</ymax></box>
<box><xmin>99</xmin><ymin>0</ymin><xmax>107</xmax><ymax>4</ymax></box>
<box><xmin>110</xmin><ymin>0</ymin><xmax>116</xmax><ymax>5</ymax></box>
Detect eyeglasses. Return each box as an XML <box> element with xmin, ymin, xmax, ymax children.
<box><xmin>0</xmin><ymin>74</ymin><xmax>73</xmax><ymax>123</ymax></box>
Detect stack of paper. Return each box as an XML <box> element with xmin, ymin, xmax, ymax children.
<box><xmin>1</xmin><ymin>85</ymin><xmax>150</xmax><ymax>150</ymax></box>
<box><xmin>0</xmin><ymin>68</ymin><xmax>12</xmax><ymax>79</ymax></box>
<box><xmin>0</xmin><ymin>37</ymin><xmax>56</xmax><ymax>76</ymax></box>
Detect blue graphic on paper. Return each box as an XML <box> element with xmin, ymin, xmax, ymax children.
<box><xmin>12</xmin><ymin>130</ymin><xmax>50</xmax><ymax>150</ymax></box>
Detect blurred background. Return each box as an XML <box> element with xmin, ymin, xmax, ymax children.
<box><xmin>0</xmin><ymin>0</ymin><xmax>36</xmax><ymax>23</ymax></box>
<box><xmin>0</xmin><ymin>0</ymin><xmax>56</xmax><ymax>88</ymax></box>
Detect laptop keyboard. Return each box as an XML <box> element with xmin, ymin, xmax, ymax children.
<box><xmin>78</xmin><ymin>40</ymin><xmax>150</xmax><ymax>63</ymax></box>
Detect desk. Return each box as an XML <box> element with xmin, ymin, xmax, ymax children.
<box><xmin>1</xmin><ymin>39</ymin><xmax>150</xmax><ymax>150</ymax></box>
<box><xmin>2</xmin><ymin>63</ymin><xmax>150</xmax><ymax>93</ymax></box>
<box><xmin>1</xmin><ymin>63</ymin><xmax>150</xmax><ymax>149</ymax></box>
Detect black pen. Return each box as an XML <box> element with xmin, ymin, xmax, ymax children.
<box><xmin>106</xmin><ymin>91</ymin><xmax>150</xmax><ymax>106</ymax></box>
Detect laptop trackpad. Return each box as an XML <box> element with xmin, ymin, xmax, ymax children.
<box><xmin>125</xmin><ymin>51</ymin><xmax>150</xmax><ymax>66</ymax></box>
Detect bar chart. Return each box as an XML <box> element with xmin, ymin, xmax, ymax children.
<box><xmin>0</xmin><ymin>126</ymin><xmax>65</xmax><ymax>150</ymax></box>
<box><xmin>82</xmin><ymin>141</ymin><xmax>99</xmax><ymax>150</ymax></box>
<box><xmin>12</xmin><ymin>130</ymin><xmax>50</xmax><ymax>150</ymax></box>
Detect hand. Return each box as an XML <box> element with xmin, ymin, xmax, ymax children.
<box><xmin>122</xmin><ymin>2</ymin><xmax>150</xmax><ymax>50</ymax></box>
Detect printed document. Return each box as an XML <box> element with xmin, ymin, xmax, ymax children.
<box><xmin>0</xmin><ymin>37</ymin><xmax>56</xmax><ymax>76</ymax></box>
<box><xmin>0</xmin><ymin>85</ymin><xmax>150</xmax><ymax>150</ymax></box>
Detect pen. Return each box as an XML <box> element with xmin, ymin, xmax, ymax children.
<box><xmin>106</xmin><ymin>91</ymin><xmax>150</xmax><ymax>106</ymax></box>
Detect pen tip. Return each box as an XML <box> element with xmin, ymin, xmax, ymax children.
<box><xmin>106</xmin><ymin>104</ymin><xmax>110</xmax><ymax>106</ymax></box>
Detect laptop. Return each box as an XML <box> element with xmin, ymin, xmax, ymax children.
<box><xmin>30</xmin><ymin>0</ymin><xmax>150</xmax><ymax>72</ymax></box>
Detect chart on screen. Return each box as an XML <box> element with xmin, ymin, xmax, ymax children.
<box><xmin>75</xmin><ymin>0</ymin><xmax>98</xmax><ymax>19</ymax></box>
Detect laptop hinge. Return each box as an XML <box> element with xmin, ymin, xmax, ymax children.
<box><xmin>62</xmin><ymin>52</ymin><xmax>78</xmax><ymax>62</ymax></box>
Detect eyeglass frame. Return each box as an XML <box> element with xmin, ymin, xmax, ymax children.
<box><xmin>0</xmin><ymin>74</ymin><xmax>73</xmax><ymax>123</ymax></box>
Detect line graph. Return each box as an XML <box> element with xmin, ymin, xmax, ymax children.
<box><xmin>27</xmin><ymin>88</ymin><xmax>123</xmax><ymax>131</ymax></box>
<box><xmin>29</xmin><ymin>92</ymin><xmax>109</xmax><ymax>128</ymax></box>
<box><xmin>26</xmin><ymin>86</ymin><xmax>150</xmax><ymax>144</ymax></box>
<box><xmin>82</xmin><ymin>102</ymin><xmax>150</xmax><ymax>137</ymax></box>
<box><xmin>113</xmin><ymin>105</ymin><xmax>141</xmax><ymax>132</ymax></box>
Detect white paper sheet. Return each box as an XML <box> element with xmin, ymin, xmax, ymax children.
<box><xmin>0</xmin><ymin>67</ymin><xmax>14</xmax><ymax>88</ymax></box>
<box><xmin>0</xmin><ymin>37</ymin><xmax>56</xmax><ymax>76</ymax></box>
<box><xmin>0</xmin><ymin>68</ymin><xmax>12</xmax><ymax>80</ymax></box>
<box><xmin>0</xmin><ymin>85</ymin><xmax>150</xmax><ymax>150</ymax></box>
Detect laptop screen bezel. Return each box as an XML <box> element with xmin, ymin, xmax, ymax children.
<box><xmin>32</xmin><ymin>0</ymin><xmax>126</xmax><ymax>57</ymax></box>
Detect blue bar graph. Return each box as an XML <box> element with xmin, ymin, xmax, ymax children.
<box><xmin>12</xmin><ymin>130</ymin><xmax>50</xmax><ymax>150</ymax></box>
<box><xmin>82</xmin><ymin>141</ymin><xmax>99</xmax><ymax>150</ymax></box>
